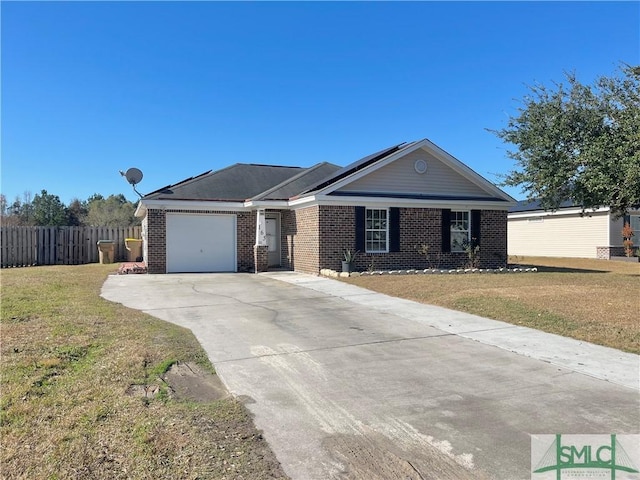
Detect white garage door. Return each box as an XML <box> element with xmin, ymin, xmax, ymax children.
<box><xmin>166</xmin><ymin>213</ymin><xmax>237</xmax><ymax>273</ymax></box>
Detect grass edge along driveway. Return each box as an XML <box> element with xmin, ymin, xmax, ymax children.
<box><xmin>344</xmin><ymin>256</ymin><xmax>639</xmax><ymax>355</ymax></box>
<box><xmin>1</xmin><ymin>264</ymin><xmax>287</xmax><ymax>480</ymax></box>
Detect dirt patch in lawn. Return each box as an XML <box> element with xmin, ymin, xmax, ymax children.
<box><xmin>163</xmin><ymin>361</ymin><xmax>231</xmax><ymax>402</ymax></box>
<box><xmin>125</xmin><ymin>362</ymin><xmax>230</xmax><ymax>402</ymax></box>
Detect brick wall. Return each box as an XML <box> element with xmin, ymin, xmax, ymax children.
<box><xmin>282</xmin><ymin>206</ymin><xmax>320</xmax><ymax>274</ymax></box>
<box><xmin>145</xmin><ymin>206</ymin><xmax>508</xmax><ymax>274</ymax></box>
<box><xmin>254</xmin><ymin>245</ymin><xmax>268</xmax><ymax>272</ymax></box>
<box><xmin>306</xmin><ymin>206</ymin><xmax>508</xmax><ymax>273</ymax></box>
<box><xmin>146</xmin><ymin>209</ymin><xmax>166</xmax><ymax>274</ymax></box>
<box><xmin>318</xmin><ymin>205</ymin><xmax>355</xmax><ymax>272</ymax></box>
<box><xmin>479</xmin><ymin>210</ymin><xmax>508</xmax><ymax>268</ymax></box>
<box><xmin>237</xmin><ymin>211</ymin><xmax>255</xmax><ymax>272</ymax></box>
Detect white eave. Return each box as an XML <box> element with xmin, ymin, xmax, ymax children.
<box><xmin>289</xmin><ymin>194</ymin><xmax>512</xmax><ymax>210</ymax></box>
<box><xmin>243</xmin><ymin>200</ymin><xmax>290</xmax><ymax>208</ymax></box>
<box><xmin>135</xmin><ymin>199</ymin><xmax>247</xmax><ymax>217</ymax></box>
<box><xmin>508</xmin><ymin>206</ymin><xmax>611</xmax><ymax>219</ymax></box>
<box><xmin>134</xmin><ymin>198</ymin><xmax>293</xmax><ymax>217</ymax></box>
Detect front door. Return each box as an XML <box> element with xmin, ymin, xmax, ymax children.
<box><xmin>265</xmin><ymin>215</ymin><xmax>281</xmax><ymax>267</ymax></box>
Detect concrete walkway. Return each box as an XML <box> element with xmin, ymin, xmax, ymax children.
<box><xmin>101</xmin><ymin>272</ymin><xmax>639</xmax><ymax>480</ymax></box>
<box><xmin>264</xmin><ymin>271</ymin><xmax>639</xmax><ymax>390</ymax></box>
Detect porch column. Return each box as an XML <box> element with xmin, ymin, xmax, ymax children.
<box><xmin>255</xmin><ymin>209</ymin><xmax>267</xmax><ymax>246</ymax></box>
<box><xmin>254</xmin><ymin>209</ymin><xmax>268</xmax><ymax>273</ymax></box>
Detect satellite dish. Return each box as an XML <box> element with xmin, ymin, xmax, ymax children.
<box><xmin>119</xmin><ymin>167</ymin><xmax>145</xmax><ymax>198</ymax></box>
<box><xmin>124</xmin><ymin>168</ymin><xmax>143</xmax><ymax>185</ymax></box>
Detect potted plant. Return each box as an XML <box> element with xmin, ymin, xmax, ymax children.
<box><xmin>342</xmin><ymin>249</ymin><xmax>359</xmax><ymax>273</ymax></box>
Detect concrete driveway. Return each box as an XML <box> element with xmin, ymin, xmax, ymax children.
<box><xmin>101</xmin><ymin>272</ymin><xmax>639</xmax><ymax>480</ymax></box>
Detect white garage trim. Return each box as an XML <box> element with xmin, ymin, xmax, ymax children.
<box><xmin>166</xmin><ymin>213</ymin><xmax>237</xmax><ymax>273</ymax></box>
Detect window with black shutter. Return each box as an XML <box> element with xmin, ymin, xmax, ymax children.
<box><xmin>355</xmin><ymin>207</ymin><xmax>401</xmax><ymax>253</ymax></box>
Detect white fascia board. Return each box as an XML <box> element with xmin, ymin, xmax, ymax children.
<box><xmin>316</xmin><ymin>139</ymin><xmax>516</xmax><ymax>203</ymax></box>
<box><xmin>289</xmin><ymin>194</ymin><xmax>511</xmax><ymax>211</ymax></box>
<box><xmin>134</xmin><ymin>201</ymin><xmax>147</xmax><ymax>218</ymax></box>
<box><xmin>139</xmin><ymin>199</ymin><xmax>246</xmax><ymax>212</ymax></box>
<box><xmin>243</xmin><ymin>200</ymin><xmax>290</xmax><ymax>209</ymax></box>
<box><xmin>508</xmin><ymin>206</ymin><xmax>610</xmax><ymax>219</ymax></box>
<box><xmin>288</xmin><ymin>195</ymin><xmax>317</xmax><ymax>207</ymax></box>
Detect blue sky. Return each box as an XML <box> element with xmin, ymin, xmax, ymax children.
<box><xmin>2</xmin><ymin>1</ymin><xmax>638</xmax><ymax>205</ymax></box>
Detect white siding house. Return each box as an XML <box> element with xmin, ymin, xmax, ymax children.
<box><xmin>508</xmin><ymin>200</ymin><xmax>640</xmax><ymax>259</ymax></box>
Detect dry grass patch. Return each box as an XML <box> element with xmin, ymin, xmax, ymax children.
<box><xmin>1</xmin><ymin>264</ymin><xmax>287</xmax><ymax>480</ymax></box>
<box><xmin>344</xmin><ymin>257</ymin><xmax>639</xmax><ymax>354</ymax></box>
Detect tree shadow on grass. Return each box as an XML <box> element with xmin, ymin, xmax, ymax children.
<box><xmin>510</xmin><ymin>264</ymin><xmax>614</xmax><ymax>274</ymax></box>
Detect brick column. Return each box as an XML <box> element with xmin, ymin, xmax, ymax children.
<box><xmin>254</xmin><ymin>245</ymin><xmax>268</xmax><ymax>273</ymax></box>
<box><xmin>146</xmin><ymin>209</ymin><xmax>167</xmax><ymax>274</ymax></box>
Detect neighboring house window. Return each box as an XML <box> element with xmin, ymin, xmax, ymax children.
<box><xmin>366</xmin><ymin>208</ymin><xmax>388</xmax><ymax>253</ymax></box>
<box><xmin>630</xmin><ymin>215</ymin><xmax>640</xmax><ymax>238</ymax></box>
<box><xmin>451</xmin><ymin>210</ymin><xmax>470</xmax><ymax>252</ymax></box>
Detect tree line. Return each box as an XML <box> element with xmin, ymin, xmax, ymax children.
<box><xmin>0</xmin><ymin>190</ymin><xmax>141</xmax><ymax>227</ymax></box>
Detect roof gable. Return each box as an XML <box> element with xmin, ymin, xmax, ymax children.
<box><xmin>302</xmin><ymin>138</ymin><xmax>515</xmax><ymax>203</ymax></box>
<box><xmin>336</xmin><ymin>149</ymin><xmax>489</xmax><ymax>197</ymax></box>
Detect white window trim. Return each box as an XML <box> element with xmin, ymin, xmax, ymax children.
<box><xmin>365</xmin><ymin>207</ymin><xmax>390</xmax><ymax>254</ymax></box>
<box><xmin>451</xmin><ymin>210</ymin><xmax>470</xmax><ymax>253</ymax></box>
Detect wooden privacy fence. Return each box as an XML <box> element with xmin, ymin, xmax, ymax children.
<box><xmin>1</xmin><ymin>226</ymin><xmax>142</xmax><ymax>268</ymax></box>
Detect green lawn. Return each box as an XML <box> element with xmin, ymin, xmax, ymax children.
<box><xmin>1</xmin><ymin>264</ymin><xmax>286</xmax><ymax>480</ymax></box>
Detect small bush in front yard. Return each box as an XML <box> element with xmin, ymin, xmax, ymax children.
<box><xmin>462</xmin><ymin>238</ymin><xmax>480</xmax><ymax>269</ymax></box>
<box><xmin>622</xmin><ymin>222</ymin><xmax>635</xmax><ymax>257</ymax></box>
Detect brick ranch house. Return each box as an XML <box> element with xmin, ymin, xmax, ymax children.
<box><xmin>135</xmin><ymin>139</ymin><xmax>516</xmax><ymax>274</ymax></box>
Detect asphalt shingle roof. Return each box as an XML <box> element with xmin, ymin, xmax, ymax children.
<box><xmin>508</xmin><ymin>199</ymin><xmax>578</xmax><ymax>213</ymax></box>
<box><xmin>144</xmin><ymin>163</ymin><xmax>341</xmax><ymax>202</ymax></box>
<box><xmin>144</xmin><ymin>140</ymin><xmax>482</xmax><ymax>203</ymax></box>
<box><xmin>251</xmin><ymin>162</ymin><xmax>342</xmax><ymax>201</ymax></box>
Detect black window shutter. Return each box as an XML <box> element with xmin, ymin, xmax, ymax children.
<box><xmin>471</xmin><ymin>210</ymin><xmax>481</xmax><ymax>245</ymax></box>
<box><xmin>441</xmin><ymin>209</ymin><xmax>451</xmax><ymax>253</ymax></box>
<box><xmin>355</xmin><ymin>207</ymin><xmax>365</xmax><ymax>252</ymax></box>
<box><xmin>389</xmin><ymin>207</ymin><xmax>400</xmax><ymax>252</ymax></box>
<box><xmin>623</xmin><ymin>214</ymin><xmax>631</xmax><ymax>227</ymax></box>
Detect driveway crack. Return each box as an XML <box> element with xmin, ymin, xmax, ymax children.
<box><xmin>215</xmin><ymin>333</ymin><xmax>455</xmax><ymax>364</ymax></box>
